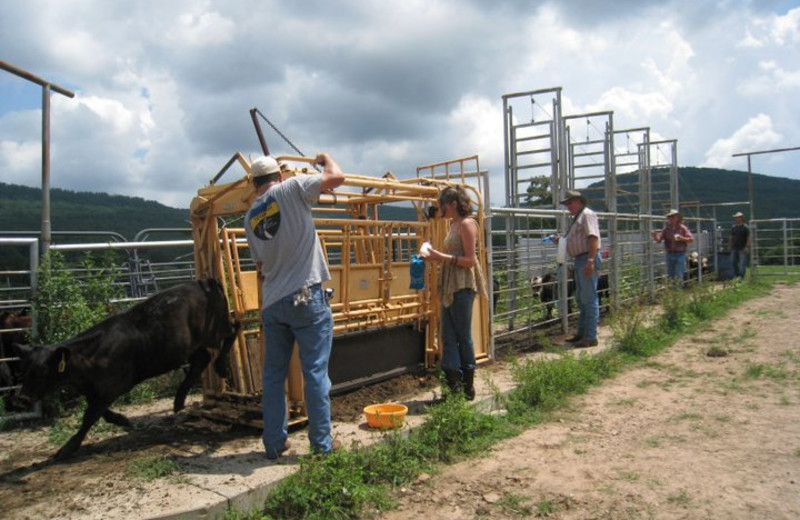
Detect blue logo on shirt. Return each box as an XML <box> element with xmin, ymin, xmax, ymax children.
<box><xmin>248</xmin><ymin>195</ymin><xmax>281</xmax><ymax>240</ymax></box>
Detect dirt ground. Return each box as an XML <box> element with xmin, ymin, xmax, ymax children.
<box><xmin>1</xmin><ymin>283</ymin><xmax>799</xmax><ymax>519</ymax></box>
<box><xmin>0</xmin><ymin>361</ymin><xmax>440</xmax><ymax>519</ymax></box>
<box><xmin>381</xmin><ymin>283</ymin><xmax>800</xmax><ymax>520</ymax></box>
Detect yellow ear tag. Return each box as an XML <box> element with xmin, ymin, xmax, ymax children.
<box><xmin>58</xmin><ymin>352</ymin><xmax>67</xmax><ymax>373</ymax></box>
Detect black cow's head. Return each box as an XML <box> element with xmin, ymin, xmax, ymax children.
<box><xmin>14</xmin><ymin>344</ymin><xmax>71</xmax><ymax>405</ymax></box>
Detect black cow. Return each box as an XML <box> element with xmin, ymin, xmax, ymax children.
<box><xmin>14</xmin><ymin>279</ymin><xmax>239</xmax><ymax>460</ymax></box>
<box><xmin>532</xmin><ymin>272</ymin><xmax>572</xmax><ymax>320</ymax></box>
<box><xmin>532</xmin><ymin>270</ymin><xmax>609</xmax><ymax>319</ymax></box>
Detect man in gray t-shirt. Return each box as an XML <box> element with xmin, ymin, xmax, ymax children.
<box><xmin>244</xmin><ymin>152</ymin><xmax>345</xmax><ymax>459</ymax></box>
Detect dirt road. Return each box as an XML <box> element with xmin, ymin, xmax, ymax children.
<box><xmin>381</xmin><ymin>283</ymin><xmax>800</xmax><ymax>519</ymax></box>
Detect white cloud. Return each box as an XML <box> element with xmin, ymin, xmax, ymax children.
<box><xmin>737</xmin><ymin>60</ymin><xmax>800</xmax><ymax>96</ymax></box>
<box><xmin>772</xmin><ymin>7</ymin><xmax>800</xmax><ymax>45</ymax></box>
<box><xmin>1</xmin><ymin>0</ymin><xmax>799</xmax><ymax>209</ymax></box>
<box><xmin>448</xmin><ymin>95</ymin><xmax>505</xmax><ymax>203</ymax></box>
<box><xmin>702</xmin><ymin>114</ymin><xmax>782</xmax><ymax>169</ymax></box>
<box><xmin>0</xmin><ymin>139</ymin><xmax>40</xmax><ymax>177</ymax></box>
<box><xmin>589</xmin><ymin>87</ymin><xmax>674</xmax><ymax>121</ymax></box>
<box><xmin>449</xmin><ymin>95</ymin><xmax>503</xmax><ymax>166</ymax></box>
<box><xmin>68</xmin><ymin>95</ymin><xmax>136</xmax><ymax>134</ymax></box>
<box><xmin>167</xmin><ymin>10</ymin><xmax>235</xmax><ymax>47</ymax></box>
<box><xmin>738</xmin><ymin>27</ymin><xmax>765</xmax><ymax>49</ymax></box>
<box><xmin>737</xmin><ymin>6</ymin><xmax>800</xmax><ymax>49</ymax></box>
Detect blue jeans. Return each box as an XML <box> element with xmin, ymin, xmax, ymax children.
<box><xmin>261</xmin><ymin>284</ymin><xmax>333</xmax><ymax>456</ymax></box>
<box><xmin>732</xmin><ymin>249</ymin><xmax>747</xmax><ymax>278</ymax></box>
<box><xmin>441</xmin><ymin>288</ymin><xmax>476</xmax><ymax>372</ymax></box>
<box><xmin>574</xmin><ymin>253</ymin><xmax>602</xmax><ymax>341</ymax></box>
<box><xmin>666</xmin><ymin>252</ymin><xmax>687</xmax><ymax>281</ymax></box>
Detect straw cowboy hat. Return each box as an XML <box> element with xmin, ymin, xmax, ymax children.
<box><xmin>559</xmin><ymin>190</ymin><xmax>587</xmax><ymax>205</ymax></box>
<box><xmin>733</xmin><ymin>211</ymin><xmax>745</xmax><ymax>218</ymax></box>
<box><xmin>665</xmin><ymin>209</ymin><xmax>681</xmax><ymax>218</ymax></box>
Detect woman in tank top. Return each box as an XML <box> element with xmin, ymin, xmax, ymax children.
<box><xmin>423</xmin><ymin>186</ymin><xmax>486</xmax><ymax>400</ymax></box>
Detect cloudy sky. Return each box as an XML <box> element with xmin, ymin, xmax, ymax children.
<box><xmin>1</xmin><ymin>0</ymin><xmax>799</xmax><ymax>209</ymax></box>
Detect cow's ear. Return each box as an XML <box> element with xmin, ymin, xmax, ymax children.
<box><xmin>51</xmin><ymin>347</ymin><xmax>71</xmax><ymax>374</ymax></box>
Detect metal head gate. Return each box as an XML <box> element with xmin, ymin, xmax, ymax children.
<box><xmin>189</xmin><ymin>154</ymin><xmax>492</xmax><ymax>427</ymax></box>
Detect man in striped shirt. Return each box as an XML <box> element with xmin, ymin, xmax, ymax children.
<box><xmin>554</xmin><ymin>190</ymin><xmax>602</xmax><ymax>348</ymax></box>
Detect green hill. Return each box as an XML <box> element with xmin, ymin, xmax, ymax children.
<box><xmin>609</xmin><ymin>166</ymin><xmax>800</xmax><ymax>220</ymax></box>
<box><xmin>0</xmin><ymin>182</ymin><xmax>191</xmax><ymax>241</ymax></box>
<box><xmin>3</xmin><ymin>165</ymin><xmax>798</xmax><ymax>242</ymax></box>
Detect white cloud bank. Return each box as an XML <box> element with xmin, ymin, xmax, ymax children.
<box><xmin>0</xmin><ymin>1</ymin><xmax>798</xmax><ymax>208</ymax></box>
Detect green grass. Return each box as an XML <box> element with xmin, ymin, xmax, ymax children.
<box><xmin>128</xmin><ymin>455</ymin><xmax>181</xmax><ymax>481</ymax></box>
<box><xmin>666</xmin><ymin>488</ymin><xmax>692</xmax><ymax>507</ymax></box>
<box><xmin>744</xmin><ymin>363</ymin><xmax>792</xmax><ymax>381</ymax></box>
<box><xmin>47</xmin><ymin>417</ymin><xmax>76</xmax><ymax>447</ymax></box>
<box><xmin>534</xmin><ymin>497</ymin><xmax>558</xmax><ymax>516</ymax></box>
<box><xmin>497</xmin><ymin>492</ymin><xmax>533</xmax><ymax>516</ymax></box>
<box><xmin>672</xmin><ymin>411</ymin><xmax>702</xmax><ymax>422</ymax></box>
<box><xmin>227</xmin><ymin>277</ymin><xmax>779</xmax><ymax>519</ymax></box>
<box><xmin>622</xmin><ymin>470</ymin><xmax>640</xmax><ymax>482</ymax></box>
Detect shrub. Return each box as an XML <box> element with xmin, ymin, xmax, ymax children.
<box><xmin>33</xmin><ymin>250</ymin><xmax>124</xmax><ymax>344</ymax></box>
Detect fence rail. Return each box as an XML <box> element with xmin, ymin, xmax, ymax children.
<box><xmin>751</xmin><ymin>218</ymin><xmax>800</xmax><ymax>276</ymax></box>
<box><xmin>2</xmin><ymin>215</ymin><xmax>797</xmax><ymax>417</ymax></box>
<box><xmin>489</xmin><ymin>208</ymin><xmax>717</xmax><ymax>343</ymax></box>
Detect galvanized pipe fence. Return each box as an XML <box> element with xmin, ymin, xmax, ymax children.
<box><xmin>3</xmin><ymin>215</ymin><xmax>800</xmax><ymax>416</ymax></box>
<box><xmin>489</xmin><ymin>207</ymin><xmax>718</xmax><ymax>344</ymax></box>
<box><xmin>750</xmin><ymin>218</ymin><xmax>800</xmax><ymax>276</ymax></box>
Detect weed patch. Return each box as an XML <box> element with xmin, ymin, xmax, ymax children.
<box><xmin>128</xmin><ymin>455</ymin><xmax>180</xmax><ymax>481</ymax></box>
<box><xmin>497</xmin><ymin>492</ymin><xmax>533</xmax><ymax>516</ymax></box>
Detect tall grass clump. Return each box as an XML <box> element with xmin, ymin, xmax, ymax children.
<box><xmin>609</xmin><ymin>297</ymin><xmax>663</xmax><ymax>357</ymax></box>
<box><xmin>659</xmin><ymin>282</ymin><xmax>691</xmax><ymax>330</ymax></box>
<box><xmin>262</xmin><ymin>449</ymin><xmax>389</xmax><ymax>520</ymax></box>
<box><xmin>685</xmin><ymin>281</ymin><xmax>718</xmax><ymax>320</ymax></box>
<box><xmin>416</xmin><ymin>392</ymin><xmax>514</xmax><ymax>462</ymax></box>
<box><xmin>506</xmin><ymin>351</ymin><xmax>620</xmax><ymax>423</ymax></box>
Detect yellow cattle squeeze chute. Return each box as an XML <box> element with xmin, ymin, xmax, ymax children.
<box><xmin>190</xmin><ymin>153</ymin><xmax>492</xmax><ymax>427</ymax></box>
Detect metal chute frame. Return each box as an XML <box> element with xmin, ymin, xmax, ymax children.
<box><xmin>189</xmin><ymin>153</ymin><xmax>492</xmax><ymax>427</ymax></box>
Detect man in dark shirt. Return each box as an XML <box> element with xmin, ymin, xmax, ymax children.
<box><xmin>729</xmin><ymin>212</ymin><xmax>750</xmax><ymax>279</ymax></box>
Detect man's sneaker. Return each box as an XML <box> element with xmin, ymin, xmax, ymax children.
<box><xmin>573</xmin><ymin>338</ymin><xmax>598</xmax><ymax>348</ymax></box>
<box><xmin>265</xmin><ymin>440</ymin><xmax>292</xmax><ymax>460</ymax></box>
<box><xmin>565</xmin><ymin>335</ymin><xmax>583</xmax><ymax>344</ymax></box>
